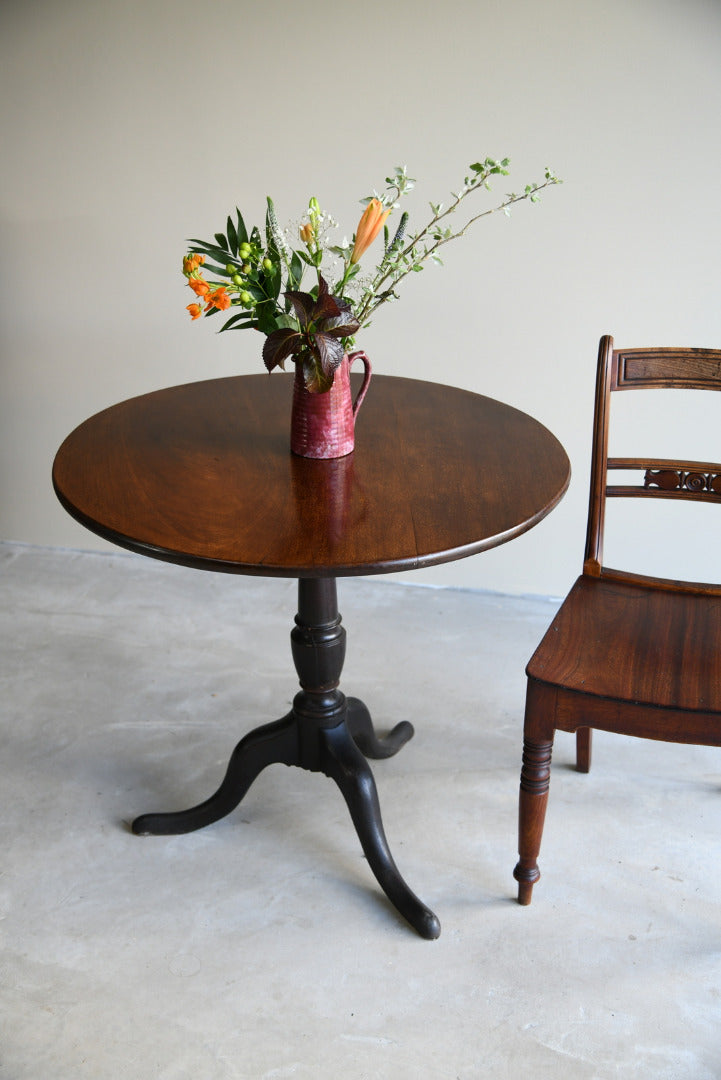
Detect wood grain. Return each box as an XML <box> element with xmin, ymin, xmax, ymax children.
<box><xmin>53</xmin><ymin>373</ymin><xmax>570</xmax><ymax>578</ymax></box>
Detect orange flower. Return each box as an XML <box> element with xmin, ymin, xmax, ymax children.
<box><xmin>188</xmin><ymin>275</ymin><xmax>211</xmax><ymax>299</ymax></box>
<box><xmin>183</xmin><ymin>253</ymin><xmax>205</xmax><ymax>275</ymax></box>
<box><xmin>206</xmin><ymin>286</ymin><xmax>231</xmax><ymax>311</ymax></box>
<box><xmin>350</xmin><ymin>198</ymin><xmax>391</xmax><ymax>264</ymax></box>
<box><xmin>186</xmin><ymin>303</ymin><xmax>202</xmax><ymax>320</ymax></box>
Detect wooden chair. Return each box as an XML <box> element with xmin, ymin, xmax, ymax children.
<box><xmin>514</xmin><ymin>335</ymin><xmax>721</xmax><ymax>905</ymax></box>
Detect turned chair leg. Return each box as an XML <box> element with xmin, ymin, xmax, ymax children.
<box><xmin>576</xmin><ymin>727</ymin><xmax>592</xmax><ymax>773</ymax></box>
<box><xmin>514</xmin><ymin>735</ymin><xmax>554</xmax><ymax>904</ymax></box>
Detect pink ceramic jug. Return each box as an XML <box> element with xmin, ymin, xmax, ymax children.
<box><xmin>290</xmin><ymin>351</ymin><xmax>372</xmax><ymax>459</ymax></box>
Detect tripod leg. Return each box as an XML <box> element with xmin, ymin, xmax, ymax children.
<box><xmin>320</xmin><ymin>720</ymin><xmax>440</xmax><ymax>940</ymax></box>
<box><xmin>346</xmin><ymin>697</ymin><xmax>414</xmax><ymax>760</ymax></box>
<box><xmin>132</xmin><ymin>714</ymin><xmax>299</xmax><ymax>836</ymax></box>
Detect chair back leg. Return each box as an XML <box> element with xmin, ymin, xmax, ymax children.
<box><xmin>576</xmin><ymin>727</ymin><xmax>592</xmax><ymax>773</ymax></box>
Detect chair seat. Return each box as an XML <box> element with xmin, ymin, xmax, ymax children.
<box><xmin>527</xmin><ymin>575</ymin><xmax>721</xmax><ymax>714</ymax></box>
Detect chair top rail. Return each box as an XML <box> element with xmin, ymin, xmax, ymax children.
<box><xmin>613</xmin><ymin>348</ymin><xmax>721</xmax><ymax>391</ymax></box>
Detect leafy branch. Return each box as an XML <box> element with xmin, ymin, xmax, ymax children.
<box><xmin>352</xmin><ymin>160</ymin><xmax>561</xmax><ymax>326</ymax></box>
<box><xmin>181</xmin><ymin>157</ymin><xmax>561</xmax><ymax>390</ymax></box>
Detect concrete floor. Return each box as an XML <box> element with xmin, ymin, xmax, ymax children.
<box><xmin>2</xmin><ymin>541</ymin><xmax>720</xmax><ymax>1078</ymax></box>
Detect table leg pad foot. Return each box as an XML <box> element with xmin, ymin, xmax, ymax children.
<box><xmin>346</xmin><ymin>697</ymin><xmax>414</xmax><ymax>760</ymax></box>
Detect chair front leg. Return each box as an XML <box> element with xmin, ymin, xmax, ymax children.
<box><xmin>514</xmin><ymin>680</ymin><xmax>556</xmax><ymax>905</ymax></box>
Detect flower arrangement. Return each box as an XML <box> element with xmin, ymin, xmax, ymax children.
<box><xmin>182</xmin><ymin>159</ymin><xmax>560</xmax><ymax>393</ymax></box>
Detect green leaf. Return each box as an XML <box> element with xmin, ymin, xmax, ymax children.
<box><xmin>289</xmin><ymin>251</ymin><xmax>304</xmax><ymax>290</ymax></box>
<box><xmin>214</xmin><ymin>232</ymin><xmax>229</xmax><ymax>251</ymax></box>
<box><xmin>262</xmin><ymin>260</ymin><xmax>282</xmax><ymax>301</ymax></box>
<box><xmin>254</xmin><ymin>301</ymin><xmax>279</xmax><ymax>336</ymax></box>
<box><xmin>244</xmin><ymin>284</ymin><xmax>268</xmax><ymax>302</ymax></box>
<box><xmin>337</xmin><ymin>262</ymin><xmax>360</xmax><ymax>285</ymax></box>
<box><xmin>235</xmin><ymin>208</ymin><xmax>248</xmax><ymax>246</ymax></box>
<box><xmin>202</xmin><ymin>262</ymin><xmax>234</xmax><ymax>279</ymax></box>
<box><xmin>188</xmin><ymin>239</ymin><xmax>240</xmax><ymax>265</ymax></box>
<box><xmin>219</xmin><ymin>311</ymin><xmax>255</xmax><ymax>332</ymax></box>
<box><xmin>226</xmin><ymin>215</ymin><xmax>238</xmax><ymax>255</ymax></box>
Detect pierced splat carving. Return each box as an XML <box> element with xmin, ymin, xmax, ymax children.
<box><xmin>644</xmin><ymin>468</ymin><xmax>721</xmax><ymax>495</ymax></box>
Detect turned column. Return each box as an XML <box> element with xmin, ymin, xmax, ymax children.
<box><xmin>513</xmin><ymin>680</ymin><xmax>556</xmax><ymax>905</ymax></box>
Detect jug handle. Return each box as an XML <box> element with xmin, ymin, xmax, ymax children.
<box><xmin>347</xmin><ymin>351</ymin><xmax>372</xmax><ymax>417</ymax></box>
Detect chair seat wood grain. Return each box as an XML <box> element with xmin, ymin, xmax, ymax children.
<box><xmin>528</xmin><ymin>575</ymin><xmax>721</xmax><ymax>715</ymax></box>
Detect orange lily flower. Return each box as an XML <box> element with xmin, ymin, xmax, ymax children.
<box><xmin>350</xmin><ymin>198</ymin><xmax>391</xmax><ymax>264</ymax></box>
<box><xmin>188</xmin><ymin>275</ymin><xmax>211</xmax><ymax>299</ymax></box>
<box><xmin>206</xmin><ymin>286</ymin><xmax>231</xmax><ymax>312</ymax></box>
<box><xmin>186</xmin><ymin>303</ymin><xmax>202</xmax><ymax>320</ymax></box>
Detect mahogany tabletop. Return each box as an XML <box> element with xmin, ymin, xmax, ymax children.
<box><xmin>52</xmin><ymin>373</ymin><xmax>570</xmax><ymax>578</ymax></box>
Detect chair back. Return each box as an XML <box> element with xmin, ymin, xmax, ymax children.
<box><xmin>583</xmin><ymin>335</ymin><xmax>721</xmax><ymax>590</ymax></box>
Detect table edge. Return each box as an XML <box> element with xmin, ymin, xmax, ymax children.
<box><xmin>53</xmin><ymin>460</ymin><xmax>571</xmax><ymax>579</ymax></box>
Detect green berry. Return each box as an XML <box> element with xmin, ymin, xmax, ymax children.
<box><xmin>263</xmin><ymin>258</ymin><xmax>273</xmax><ymax>271</ymax></box>
<box><xmin>232</xmin><ymin>274</ymin><xmax>243</xmax><ymax>286</ymax></box>
<box><xmin>225</xmin><ymin>263</ymin><xmax>235</xmax><ymax>275</ymax></box>
<box><xmin>240</xmin><ymin>291</ymin><xmax>251</xmax><ymax>304</ymax></box>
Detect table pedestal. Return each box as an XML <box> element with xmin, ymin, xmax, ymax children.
<box><xmin>132</xmin><ymin>577</ymin><xmax>440</xmax><ymax>940</ymax></box>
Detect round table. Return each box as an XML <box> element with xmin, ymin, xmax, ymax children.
<box><xmin>53</xmin><ymin>373</ymin><xmax>570</xmax><ymax>938</ymax></box>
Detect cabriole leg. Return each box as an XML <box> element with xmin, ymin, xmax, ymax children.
<box><xmin>346</xmin><ymin>697</ymin><xmax>414</xmax><ymax>759</ymax></box>
<box><xmin>321</xmin><ymin>720</ymin><xmax>440</xmax><ymax>939</ymax></box>
<box><xmin>132</xmin><ymin>715</ymin><xmax>298</xmax><ymax>835</ymax></box>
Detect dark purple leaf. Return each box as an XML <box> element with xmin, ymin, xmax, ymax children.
<box><xmin>284</xmin><ymin>289</ymin><xmax>315</xmax><ymax>328</ymax></box>
<box><xmin>317</xmin><ymin>312</ymin><xmax>361</xmax><ymax>338</ymax></box>
<box><xmin>301</xmin><ymin>354</ymin><xmax>335</xmax><ymax>394</ymax></box>
<box><xmin>311</xmin><ymin>293</ymin><xmax>344</xmax><ymax>322</ymax></box>
<box><xmin>263</xmin><ymin>327</ymin><xmax>300</xmax><ymax>372</ymax></box>
<box><xmin>314</xmin><ymin>332</ymin><xmax>344</xmax><ymax>376</ymax></box>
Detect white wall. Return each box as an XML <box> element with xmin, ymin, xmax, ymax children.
<box><xmin>2</xmin><ymin>0</ymin><xmax>720</xmax><ymax>596</ymax></box>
